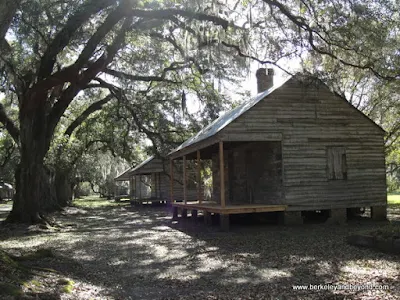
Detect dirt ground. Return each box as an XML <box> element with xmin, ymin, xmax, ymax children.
<box><xmin>0</xmin><ymin>198</ymin><xmax>399</xmax><ymax>299</ymax></box>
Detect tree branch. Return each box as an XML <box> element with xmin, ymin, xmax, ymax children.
<box><xmin>75</xmin><ymin>4</ymin><xmax>127</xmax><ymax>69</ymax></box>
<box><xmin>103</xmin><ymin>61</ymin><xmax>188</xmax><ymax>83</ymax></box>
<box><xmin>70</xmin><ymin>139</ymin><xmax>110</xmax><ymax>168</ymax></box>
<box><xmin>32</xmin><ymin>2</ymin><xmax>128</xmax><ymax>94</ymax></box>
<box><xmin>220</xmin><ymin>40</ymin><xmax>294</xmax><ymax>74</ymax></box>
<box><xmin>46</xmin><ymin>16</ymin><xmax>133</xmax><ymax>147</ymax></box>
<box><xmin>130</xmin><ymin>8</ymin><xmax>230</xmax><ymax>29</ymax></box>
<box><xmin>64</xmin><ymin>94</ymin><xmax>114</xmax><ymax>137</ymax></box>
<box><xmin>263</xmin><ymin>0</ymin><xmax>400</xmax><ymax>80</ymax></box>
<box><xmin>0</xmin><ymin>0</ymin><xmax>22</xmax><ymax>40</ymax></box>
<box><xmin>37</xmin><ymin>0</ymin><xmax>116</xmax><ymax>80</ymax></box>
<box><xmin>0</xmin><ymin>102</ymin><xmax>19</xmax><ymax>143</ymax></box>
<box><xmin>0</xmin><ymin>140</ymin><xmax>16</xmax><ymax>168</ymax></box>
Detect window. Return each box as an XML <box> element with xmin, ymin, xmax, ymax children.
<box><xmin>327</xmin><ymin>147</ymin><xmax>347</xmax><ymax>180</ymax></box>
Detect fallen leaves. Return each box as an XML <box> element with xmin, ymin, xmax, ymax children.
<box><xmin>0</xmin><ymin>199</ymin><xmax>399</xmax><ymax>299</ymax></box>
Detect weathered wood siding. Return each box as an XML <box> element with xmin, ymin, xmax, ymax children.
<box><xmin>212</xmin><ymin>152</ymin><xmax>228</xmax><ymax>203</ymax></box>
<box><xmin>217</xmin><ymin>78</ymin><xmax>386</xmax><ymax>210</ymax></box>
<box><xmin>133</xmin><ymin>175</ymin><xmax>151</xmax><ymax>199</ymax></box>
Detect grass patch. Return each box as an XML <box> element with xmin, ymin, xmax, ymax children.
<box><xmin>73</xmin><ymin>195</ymin><xmax>130</xmax><ymax>209</ymax></box>
<box><xmin>58</xmin><ymin>278</ymin><xmax>74</xmax><ymax>293</ymax></box>
<box><xmin>0</xmin><ymin>249</ymin><xmax>19</xmax><ymax>269</ymax></box>
<box><xmin>23</xmin><ymin>279</ymin><xmax>43</xmax><ymax>292</ymax></box>
<box><xmin>388</xmin><ymin>194</ymin><xmax>400</xmax><ymax>205</ymax></box>
<box><xmin>0</xmin><ymin>249</ymin><xmax>25</xmax><ymax>297</ymax></box>
<box><xmin>1</xmin><ymin>248</ymin><xmax>74</xmax><ymax>298</ymax></box>
<box><xmin>0</xmin><ymin>200</ymin><xmax>12</xmax><ymax>206</ymax></box>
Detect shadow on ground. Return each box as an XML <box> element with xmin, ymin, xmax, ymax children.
<box><xmin>1</xmin><ymin>199</ymin><xmax>399</xmax><ymax>299</ymax></box>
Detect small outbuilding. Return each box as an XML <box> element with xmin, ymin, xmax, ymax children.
<box><xmin>168</xmin><ymin>69</ymin><xmax>387</xmax><ymax>230</ymax></box>
<box><xmin>114</xmin><ymin>167</ymin><xmax>134</xmax><ymax>201</ymax></box>
<box><xmin>125</xmin><ymin>156</ymin><xmax>201</xmax><ymax>205</ymax></box>
<box><xmin>0</xmin><ymin>181</ymin><xmax>14</xmax><ymax>201</ymax></box>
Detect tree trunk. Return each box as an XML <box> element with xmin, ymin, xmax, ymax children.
<box><xmin>7</xmin><ymin>159</ymin><xmax>56</xmax><ymax>224</ymax></box>
<box><xmin>6</xmin><ymin>104</ymin><xmax>56</xmax><ymax>224</ymax></box>
<box><xmin>55</xmin><ymin>170</ymin><xmax>73</xmax><ymax>207</ymax></box>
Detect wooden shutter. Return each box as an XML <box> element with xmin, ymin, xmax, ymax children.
<box><xmin>327</xmin><ymin>147</ymin><xmax>347</xmax><ymax>180</ymax></box>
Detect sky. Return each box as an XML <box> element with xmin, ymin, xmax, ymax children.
<box><xmin>186</xmin><ymin>58</ymin><xmax>300</xmax><ymax>116</ymax></box>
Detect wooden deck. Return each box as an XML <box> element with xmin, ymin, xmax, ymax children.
<box><xmin>115</xmin><ymin>195</ymin><xmax>130</xmax><ymax>201</ymax></box>
<box><xmin>130</xmin><ymin>198</ymin><xmax>167</xmax><ymax>205</ymax></box>
<box><xmin>171</xmin><ymin>201</ymin><xmax>287</xmax><ymax>214</ymax></box>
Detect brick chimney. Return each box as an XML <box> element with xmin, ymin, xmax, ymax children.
<box><xmin>256</xmin><ymin>68</ymin><xmax>274</xmax><ymax>93</ymax></box>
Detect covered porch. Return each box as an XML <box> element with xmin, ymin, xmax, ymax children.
<box><xmin>130</xmin><ymin>172</ymin><xmax>167</xmax><ymax>205</ymax></box>
<box><xmin>114</xmin><ymin>167</ymin><xmax>134</xmax><ymax>201</ymax></box>
<box><xmin>129</xmin><ymin>157</ymin><xmax>168</xmax><ymax>205</ymax></box>
<box><xmin>169</xmin><ymin>138</ymin><xmax>288</xmax><ymax>230</ymax></box>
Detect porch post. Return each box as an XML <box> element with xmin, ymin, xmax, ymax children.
<box><xmin>130</xmin><ymin>177</ymin><xmax>134</xmax><ymax>199</ymax></box>
<box><xmin>139</xmin><ymin>175</ymin><xmax>142</xmax><ymax>200</ymax></box>
<box><xmin>158</xmin><ymin>172</ymin><xmax>161</xmax><ymax>199</ymax></box>
<box><xmin>219</xmin><ymin>141</ymin><xmax>226</xmax><ymax>208</ymax></box>
<box><xmin>170</xmin><ymin>159</ymin><xmax>174</xmax><ymax>203</ymax></box>
<box><xmin>197</xmin><ymin>150</ymin><xmax>202</xmax><ymax>204</ymax></box>
<box><xmin>151</xmin><ymin>173</ymin><xmax>154</xmax><ymax>198</ymax></box>
<box><xmin>134</xmin><ymin>176</ymin><xmax>137</xmax><ymax>199</ymax></box>
<box><xmin>183</xmin><ymin>155</ymin><xmax>187</xmax><ymax>204</ymax></box>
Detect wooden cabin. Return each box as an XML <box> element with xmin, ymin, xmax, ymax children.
<box><xmin>129</xmin><ymin>156</ymin><xmax>202</xmax><ymax>205</ymax></box>
<box><xmin>168</xmin><ymin>69</ymin><xmax>387</xmax><ymax>230</ymax></box>
<box><xmin>114</xmin><ymin>167</ymin><xmax>134</xmax><ymax>201</ymax></box>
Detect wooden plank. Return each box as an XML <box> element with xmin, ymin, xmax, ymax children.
<box><xmin>219</xmin><ymin>205</ymin><xmax>287</xmax><ymax>214</ymax></box>
<box><xmin>170</xmin><ymin>159</ymin><xmax>174</xmax><ymax>203</ymax></box>
<box><xmin>169</xmin><ymin>135</ymin><xmax>219</xmax><ymax>159</ymax></box>
<box><xmin>183</xmin><ymin>155</ymin><xmax>187</xmax><ymax>204</ymax></box>
<box><xmin>130</xmin><ymin>177</ymin><xmax>134</xmax><ymax>199</ymax></box>
<box><xmin>156</xmin><ymin>172</ymin><xmax>159</xmax><ymax>198</ymax></box>
<box><xmin>171</xmin><ymin>201</ymin><xmax>287</xmax><ymax>214</ymax></box>
<box><xmin>139</xmin><ymin>175</ymin><xmax>142</xmax><ymax>200</ymax></box>
<box><xmin>135</xmin><ymin>176</ymin><xmax>138</xmax><ymax>199</ymax></box>
<box><xmin>219</xmin><ymin>141</ymin><xmax>225</xmax><ymax>208</ymax></box>
<box><xmin>287</xmin><ymin>201</ymin><xmax>386</xmax><ymax>211</ymax></box>
<box><xmin>159</xmin><ymin>172</ymin><xmax>162</xmax><ymax>198</ymax></box>
<box><xmin>221</xmin><ymin>132</ymin><xmax>282</xmax><ymax>141</ymax></box>
<box><xmin>133</xmin><ymin>198</ymin><xmax>166</xmax><ymax>204</ymax></box>
<box><xmin>197</xmin><ymin>150</ymin><xmax>202</xmax><ymax>204</ymax></box>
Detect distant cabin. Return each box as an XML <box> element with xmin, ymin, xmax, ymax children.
<box><xmin>114</xmin><ymin>156</ymin><xmax>202</xmax><ymax>204</ymax></box>
<box><xmin>0</xmin><ymin>182</ymin><xmax>14</xmax><ymax>201</ymax></box>
<box><xmin>168</xmin><ymin>69</ymin><xmax>387</xmax><ymax>230</ymax></box>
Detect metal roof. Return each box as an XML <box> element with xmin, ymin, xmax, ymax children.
<box><xmin>129</xmin><ymin>156</ymin><xmax>154</xmax><ymax>173</ymax></box>
<box><xmin>114</xmin><ymin>166</ymin><xmax>134</xmax><ymax>181</ymax></box>
<box><xmin>169</xmin><ymin>77</ymin><xmax>291</xmax><ymax>155</ymax></box>
<box><xmin>114</xmin><ymin>156</ymin><xmax>164</xmax><ymax>180</ymax></box>
<box><xmin>0</xmin><ymin>182</ymin><xmax>13</xmax><ymax>190</ymax></box>
<box><xmin>128</xmin><ymin>156</ymin><xmax>164</xmax><ymax>175</ymax></box>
